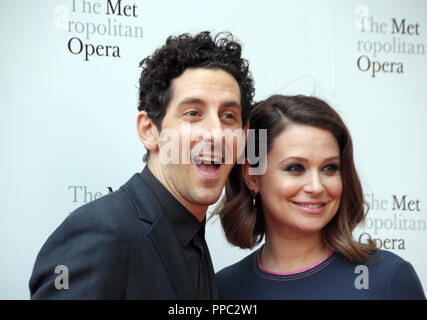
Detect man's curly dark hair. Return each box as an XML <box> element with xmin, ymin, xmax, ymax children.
<box><xmin>137</xmin><ymin>31</ymin><xmax>255</xmax><ymax>162</ymax></box>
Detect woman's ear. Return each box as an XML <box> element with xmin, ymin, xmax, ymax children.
<box><xmin>242</xmin><ymin>159</ymin><xmax>260</xmax><ymax>195</ymax></box>
<box><xmin>137</xmin><ymin>111</ymin><xmax>159</xmax><ymax>153</ymax></box>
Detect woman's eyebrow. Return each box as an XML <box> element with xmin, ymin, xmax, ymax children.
<box><xmin>280</xmin><ymin>156</ymin><xmax>340</xmax><ymax>163</ymax></box>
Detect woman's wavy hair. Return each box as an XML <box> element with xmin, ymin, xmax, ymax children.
<box><xmin>138</xmin><ymin>31</ymin><xmax>255</xmax><ymax>162</ymax></box>
<box><xmin>214</xmin><ymin>95</ymin><xmax>376</xmax><ymax>263</ymax></box>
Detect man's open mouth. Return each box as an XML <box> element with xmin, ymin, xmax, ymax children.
<box><xmin>192</xmin><ymin>156</ymin><xmax>223</xmax><ymax>177</ymax></box>
<box><xmin>193</xmin><ymin>157</ymin><xmax>222</xmax><ymax>169</ymax></box>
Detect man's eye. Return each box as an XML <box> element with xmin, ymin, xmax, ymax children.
<box><xmin>284</xmin><ymin>163</ymin><xmax>305</xmax><ymax>173</ymax></box>
<box><xmin>183</xmin><ymin>110</ymin><xmax>200</xmax><ymax>118</ymax></box>
<box><xmin>322</xmin><ymin>164</ymin><xmax>340</xmax><ymax>173</ymax></box>
<box><xmin>221</xmin><ymin>112</ymin><xmax>237</xmax><ymax>121</ymax></box>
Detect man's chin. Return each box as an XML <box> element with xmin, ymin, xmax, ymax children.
<box><xmin>191</xmin><ymin>189</ymin><xmax>223</xmax><ymax>206</ymax></box>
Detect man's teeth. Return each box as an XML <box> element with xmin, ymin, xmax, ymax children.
<box><xmin>298</xmin><ymin>203</ymin><xmax>323</xmax><ymax>208</ymax></box>
<box><xmin>194</xmin><ymin>157</ymin><xmax>222</xmax><ymax>165</ymax></box>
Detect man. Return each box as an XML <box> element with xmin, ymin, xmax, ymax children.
<box><xmin>29</xmin><ymin>31</ymin><xmax>255</xmax><ymax>299</ymax></box>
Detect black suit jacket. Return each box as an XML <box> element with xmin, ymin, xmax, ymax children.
<box><xmin>29</xmin><ymin>173</ymin><xmax>219</xmax><ymax>299</ymax></box>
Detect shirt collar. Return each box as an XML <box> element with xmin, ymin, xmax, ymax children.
<box><xmin>140</xmin><ymin>166</ymin><xmax>205</xmax><ymax>246</ymax></box>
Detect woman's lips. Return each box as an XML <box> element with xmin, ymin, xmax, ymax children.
<box><xmin>292</xmin><ymin>201</ymin><xmax>327</xmax><ymax>215</ymax></box>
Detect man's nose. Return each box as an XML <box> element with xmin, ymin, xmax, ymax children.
<box><xmin>202</xmin><ymin>113</ymin><xmax>223</xmax><ymax>142</ymax></box>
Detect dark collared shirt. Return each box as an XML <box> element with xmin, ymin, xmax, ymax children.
<box><xmin>141</xmin><ymin>166</ymin><xmax>211</xmax><ymax>299</ymax></box>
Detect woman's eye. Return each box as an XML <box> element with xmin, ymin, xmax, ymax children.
<box><xmin>284</xmin><ymin>163</ymin><xmax>305</xmax><ymax>173</ymax></box>
<box><xmin>322</xmin><ymin>164</ymin><xmax>340</xmax><ymax>173</ymax></box>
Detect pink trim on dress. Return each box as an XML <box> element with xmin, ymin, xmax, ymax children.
<box><xmin>257</xmin><ymin>246</ymin><xmax>333</xmax><ymax>276</ymax></box>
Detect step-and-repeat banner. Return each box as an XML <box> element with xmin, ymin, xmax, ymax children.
<box><xmin>0</xmin><ymin>0</ymin><xmax>426</xmax><ymax>299</ymax></box>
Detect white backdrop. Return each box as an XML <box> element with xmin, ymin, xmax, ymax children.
<box><xmin>0</xmin><ymin>0</ymin><xmax>426</xmax><ymax>299</ymax></box>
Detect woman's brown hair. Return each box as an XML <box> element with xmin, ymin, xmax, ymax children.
<box><xmin>214</xmin><ymin>95</ymin><xmax>376</xmax><ymax>263</ymax></box>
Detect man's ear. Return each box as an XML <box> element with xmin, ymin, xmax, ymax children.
<box><xmin>137</xmin><ymin>111</ymin><xmax>159</xmax><ymax>153</ymax></box>
<box><xmin>242</xmin><ymin>159</ymin><xmax>259</xmax><ymax>195</ymax></box>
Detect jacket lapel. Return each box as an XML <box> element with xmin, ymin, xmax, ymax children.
<box><xmin>121</xmin><ymin>173</ymin><xmax>195</xmax><ymax>299</ymax></box>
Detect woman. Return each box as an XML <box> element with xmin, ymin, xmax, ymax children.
<box><xmin>215</xmin><ymin>95</ymin><xmax>425</xmax><ymax>299</ymax></box>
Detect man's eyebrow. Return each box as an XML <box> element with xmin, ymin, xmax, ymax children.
<box><xmin>219</xmin><ymin>100</ymin><xmax>241</xmax><ymax>109</ymax></box>
<box><xmin>177</xmin><ymin>98</ymin><xmax>204</xmax><ymax>108</ymax></box>
<box><xmin>177</xmin><ymin>98</ymin><xmax>241</xmax><ymax>109</ymax></box>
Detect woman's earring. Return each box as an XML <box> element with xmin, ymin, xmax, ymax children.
<box><xmin>251</xmin><ymin>191</ymin><xmax>257</xmax><ymax>207</ymax></box>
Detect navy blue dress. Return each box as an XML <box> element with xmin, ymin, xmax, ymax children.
<box><xmin>216</xmin><ymin>248</ymin><xmax>425</xmax><ymax>300</ymax></box>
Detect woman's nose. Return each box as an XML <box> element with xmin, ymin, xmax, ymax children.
<box><xmin>303</xmin><ymin>171</ymin><xmax>325</xmax><ymax>196</ymax></box>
